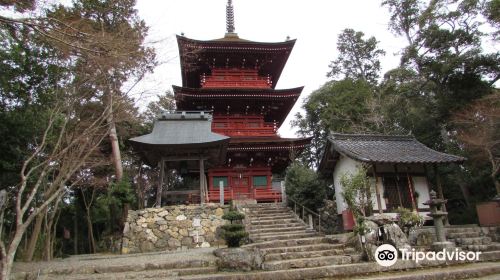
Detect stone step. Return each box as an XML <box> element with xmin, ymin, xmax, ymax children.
<box><xmin>246</xmin><ymin>208</ymin><xmax>291</xmax><ymax>214</ymax></box>
<box><xmin>247</xmin><ymin>212</ymin><xmax>295</xmax><ymax>218</ymax></box>
<box><xmin>12</xmin><ymin>258</ymin><xmax>217</xmax><ymax>280</ymax></box>
<box><xmin>446</xmin><ymin>227</ymin><xmax>481</xmax><ymax>234</ymax></box>
<box><xmin>248</xmin><ymin>222</ymin><xmax>305</xmax><ymax>230</ymax></box>
<box><xmin>455</xmin><ymin>236</ymin><xmax>492</xmax><ymax>246</ymax></box>
<box><xmin>251</xmin><ymin>229</ymin><xmax>312</xmax><ymax>237</ymax></box>
<box><xmin>179</xmin><ymin>261</ymin><xmax>500</xmax><ymax>280</ymax></box>
<box><xmin>261</xmin><ymin>254</ymin><xmax>361</xmax><ymax>270</ymax></box>
<box><xmin>250</xmin><ymin>214</ymin><xmax>297</xmax><ymax>221</ymax></box>
<box><xmin>249</xmin><ymin>218</ymin><xmax>299</xmax><ymax>226</ymax></box>
<box><xmin>260</xmin><ymin>243</ymin><xmax>345</xmax><ymax>255</ymax></box>
<box><xmin>245</xmin><ymin>236</ymin><xmax>335</xmax><ymax>249</ymax></box>
<box><xmin>243</xmin><ymin>204</ymin><xmax>285</xmax><ymax>209</ymax></box>
<box><xmin>264</xmin><ymin>247</ymin><xmax>350</xmax><ymax>261</ymax></box>
<box><xmin>252</xmin><ymin>231</ymin><xmax>318</xmax><ymax>242</ymax></box>
<box><xmin>447</xmin><ymin>231</ymin><xmax>482</xmax><ymax>239</ymax></box>
<box><xmin>462</xmin><ymin>243</ymin><xmax>500</xmax><ymax>252</ymax></box>
<box><xmin>248</xmin><ymin>225</ymin><xmax>307</xmax><ymax>234</ymax></box>
<box><xmin>48</xmin><ymin>266</ymin><xmax>218</xmax><ymax>280</ymax></box>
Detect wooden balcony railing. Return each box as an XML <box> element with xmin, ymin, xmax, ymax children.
<box><xmin>207</xmin><ymin>188</ymin><xmax>281</xmax><ymax>203</ymax></box>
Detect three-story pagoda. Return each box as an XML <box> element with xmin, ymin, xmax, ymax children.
<box><xmin>132</xmin><ymin>0</ymin><xmax>310</xmax><ymax>204</ymax></box>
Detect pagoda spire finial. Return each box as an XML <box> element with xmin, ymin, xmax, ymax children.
<box><xmin>226</xmin><ymin>0</ymin><xmax>235</xmax><ymax>34</ymax></box>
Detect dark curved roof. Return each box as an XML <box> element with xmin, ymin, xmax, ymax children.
<box><xmin>328</xmin><ymin>133</ymin><xmax>466</xmax><ymax>164</ymax></box>
<box><xmin>177</xmin><ymin>35</ymin><xmax>296</xmax><ymax>88</ymax></box>
<box><xmin>129</xmin><ymin>111</ymin><xmax>229</xmax><ymax>166</ymax></box>
<box><xmin>173</xmin><ymin>86</ymin><xmax>303</xmax><ymax>127</ymax></box>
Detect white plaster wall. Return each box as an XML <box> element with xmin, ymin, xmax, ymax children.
<box><xmin>332</xmin><ymin>155</ymin><xmax>361</xmax><ymax>215</ymax></box>
<box><xmin>372</xmin><ymin>176</ymin><xmax>385</xmax><ymax>211</ymax></box>
<box><xmin>413</xmin><ymin>176</ymin><xmax>430</xmax><ymax>209</ymax></box>
<box><xmin>332</xmin><ymin>159</ymin><xmax>431</xmax><ymax>216</ymax></box>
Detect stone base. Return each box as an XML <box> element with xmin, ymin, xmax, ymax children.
<box><xmin>431</xmin><ymin>241</ymin><xmax>455</xmax><ymax>251</ymax></box>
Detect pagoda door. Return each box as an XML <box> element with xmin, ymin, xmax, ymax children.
<box><xmin>231</xmin><ymin>176</ymin><xmax>250</xmax><ymax>198</ymax></box>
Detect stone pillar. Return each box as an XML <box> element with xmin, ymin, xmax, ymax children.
<box><xmin>424</xmin><ymin>190</ymin><xmax>454</xmax><ymax>251</ymax></box>
<box><xmin>220</xmin><ymin>181</ymin><xmax>224</xmax><ymax>206</ymax></box>
<box><xmin>281</xmin><ymin>181</ymin><xmax>287</xmax><ymax>205</ymax></box>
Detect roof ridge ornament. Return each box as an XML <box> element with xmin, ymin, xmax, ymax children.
<box><xmin>226</xmin><ymin>0</ymin><xmax>236</xmax><ymax>35</ymax></box>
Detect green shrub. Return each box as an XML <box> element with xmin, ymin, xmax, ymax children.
<box><xmin>222</xmin><ymin>211</ymin><xmax>245</xmax><ymax>224</ymax></box>
<box><xmin>395</xmin><ymin>207</ymin><xmax>424</xmax><ymax>234</ymax></box>
<box><xmin>340</xmin><ymin>166</ymin><xmax>373</xmax><ymax>218</ymax></box>
<box><xmin>220</xmin><ymin>210</ymin><xmax>247</xmax><ymax>247</ymax></box>
<box><xmin>223</xmin><ymin>231</ymin><xmax>249</xmax><ymax>247</ymax></box>
<box><xmin>220</xmin><ymin>224</ymin><xmax>244</xmax><ymax>232</ymax></box>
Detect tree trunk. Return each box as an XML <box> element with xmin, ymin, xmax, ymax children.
<box><xmin>81</xmin><ymin>188</ymin><xmax>96</xmax><ymax>254</ymax></box>
<box><xmin>108</xmin><ymin>85</ymin><xmax>123</xmax><ymax>182</ymax></box>
<box><xmin>23</xmin><ymin>211</ymin><xmax>45</xmax><ymax>261</ymax></box>
<box><xmin>86</xmin><ymin>213</ymin><xmax>96</xmax><ymax>253</ymax></box>
<box><xmin>73</xmin><ymin>211</ymin><xmax>78</xmax><ymax>255</ymax></box>
<box><xmin>109</xmin><ymin>118</ymin><xmax>123</xmax><ymax>182</ymax></box>
<box><xmin>1</xmin><ymin>224</ymin><xmax>27</xmax><ymax>280</ymax></box>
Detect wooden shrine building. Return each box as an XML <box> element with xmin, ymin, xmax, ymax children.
<box><xmin>130</xmin><ymin>0</ymin><xmax>310</xmax><ymax>205</ymax></box>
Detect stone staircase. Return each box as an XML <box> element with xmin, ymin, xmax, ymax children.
<box><xmin>241</xmin><ymin>203</ymin><xmax>363</xmax><ymax>271</ymax></box>
<box><xmin>446</xmin><ymin>226</ymin><xmax>500</xmax><ymax>252</ymax></box>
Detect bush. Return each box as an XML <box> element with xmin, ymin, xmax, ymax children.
<box><xmin>285</xmin><ymin>162</ymin><xmax>329</xmax><ymax>211</ymax></box>
<box><xmin>222</xmin><ymin>211</ymin><xmax>245</xmax><ymax>224</ymax></box>
<box><xmin>340</xmin><ymin>166</ymin><xmax>372</xmax><ymax>218</ymax></box>
<box><xmin>223</xmin><ymin>231</ymin><xmax>249</xmax><ymax>247</ymax></box>
<box><xmin>220</xmin><ymin>210</ymin><xmax>247</xmax><ymax>247</ymax></box>
<box><xmin>220</xmin><ymin>224</ymin><xmax>244</xmax><ymax>232</ymax></box>
<box><xmin>395</xmin><ymin>207</ymin><xmax>424</xmax><ymax>234</ymax></box>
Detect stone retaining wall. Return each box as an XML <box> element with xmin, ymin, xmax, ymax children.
<box><xmin>122</xmin><ymin>204</ymin><xmax>228</xmax><ymax>253</ymax></box>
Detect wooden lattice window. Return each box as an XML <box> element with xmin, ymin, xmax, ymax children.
<box><xmin>382</xmin><ymin>175</ymin><xmax>413</xmax><ymax>210</ymax></box>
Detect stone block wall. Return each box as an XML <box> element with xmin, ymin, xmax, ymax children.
<box><xmin>122</xmin><ymin>204</ymin><xmax>228</xmax><ymax>253</ymax></box>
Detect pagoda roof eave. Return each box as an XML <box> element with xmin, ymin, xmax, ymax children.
<box><xmin>172</xmin><ymin>85</ymin><xmax>304</xmax><ymax>95</ymax></box>
<box><xmin>177</xmin><ymin>34</ymin><xmax>297</xmax><ymax>48</ymax></box>
<box><xmin>173</xmin><ymin>86</ymin><xmax>304</xmax><ymax>127</ymax></box>
<box><xmin>176</xmin><ymin>35</ymin><xmax>296</xmax><ymax>89</ymax></box>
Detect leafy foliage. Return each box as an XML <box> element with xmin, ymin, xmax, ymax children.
<box><xmin>394</xmin><ymin>207</ymin><xmax>424</xmax><ymax>234</ymax></box>
<box><xmin>285</xmin><ymin>162</ymin><xmax>329</xmax><ymax>211</ymax></box>
<box><xmin>327</xmin><ymin>29</ymin><xmax>386</xmax><ymax>84</ymax></box>
<box><xmin>222</xmin><ymin>210</ymin><xmax>245</xmax><ymax>224</ymax></box>
<box><xmin>220</xmin><ymin>210</ymin><xmax>247</xmax><ymax>247</ymax></box>
<box><xmin>340</xmin><ymin>166</ymin><xmax>373</xmax><ymax>219</ymax></box>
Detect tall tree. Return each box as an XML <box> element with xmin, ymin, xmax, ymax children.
<box><xmin>327</xmin><ymin>29</ymin><xmax>386</xmax><ymax>84</ymax></box>
<box><xmin>452</xmin><ymin>92</ymin><xmax>500</xmax><ymax>197</ymax></box>
<box><xmin>294</xmin><ymin>29</ymin><xmax>388</xmax><ymax>166</ymax></box>
<box><xmin>0</xmin><ymin>0</ymin><xmax>155</xmax><ymax>277</ymax></box>
<box><xmin>381</xmin><ymin>0</ymin><xmax>500</xmax><ymax>220</ymax></box>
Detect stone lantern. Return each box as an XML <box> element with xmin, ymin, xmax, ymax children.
<box><xmin>424</xmin><ymin>190</ymin><xmax>455</xmax><ymax>251</ymax></box>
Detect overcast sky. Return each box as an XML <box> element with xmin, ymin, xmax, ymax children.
<box><xmin>133</xmin><ymin>0</ymin><xmax>408</xmax><ymax>137</ymax></box>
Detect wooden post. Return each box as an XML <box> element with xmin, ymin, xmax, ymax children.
<box><xmin>434</xmin><ymin>164</ymin><xmax>449</xmax><ymax>225</ymax></box>
<box><xmin>394</xmin><ymin>164</ymin><xmax>404</xmax><ymax>207</ymax></box>
<box><xmin>220</xmin><ymin>181</ymin><xmax>224</xmax><ymax>206</ymax></box>
<box><xmin>200</xmin><ymin>158</ymin><xmax>205</xmax><ymax>204</ymax></box>
<box><xmin>156</xmin><ymin>159</ymin><xmax>165</xmax><ymax>208</ymax></box>
<box><xmin>372</xmin><ymin>164</ymin><xmax>383</xmax><ymax>214</ymax></box>
<box><xmin>406</xmin><ymin>167</ymin><xmax>417</xmax><ymax>212</ymax></box>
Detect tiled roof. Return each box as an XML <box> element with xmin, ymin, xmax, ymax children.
<box><xmin>129</xmin><ymin>111</ymin><xmax>229</xmax><ymax>146</ymax></box>
<box><xmin>328</xmin><ymin>133</ymin><xmax>465</xmax><ymax>164</ymax></box>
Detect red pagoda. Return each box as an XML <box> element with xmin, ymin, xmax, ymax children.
<box><xmin>131</xmin><ymin>0</ymin><xmax>310</xmax><ymax>204</ymax></box>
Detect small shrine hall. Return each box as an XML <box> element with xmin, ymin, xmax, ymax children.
<box><xmin>130</xmin><ymin>0</ymin><xmax>310</xmax><ymax>205</ymax></box>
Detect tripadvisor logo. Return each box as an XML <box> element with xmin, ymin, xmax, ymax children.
<box><xmin>375</xmin><ymin>244</ymin><xmax>398</xmax><ymax>267</ymax></box>
<box><xmin>374</xmin><ymin>244</ymin><xmax>482</xmax><ymax>267</ymax></box>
